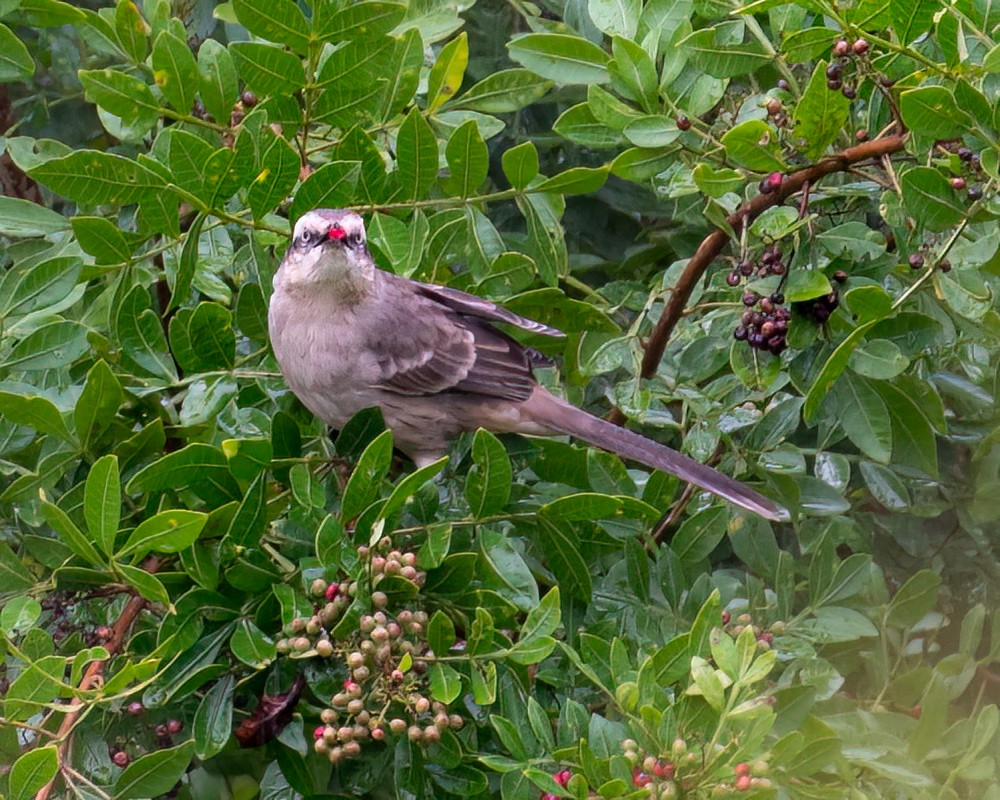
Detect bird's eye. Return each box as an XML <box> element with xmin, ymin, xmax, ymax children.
<box><xmin>346</xmin><ymin>231</ymin><xmax>363</xmax><ymax>248</ymax></box>
<box><xmin>299</xmin><ymin>230</ymin><xmax>315</xmax><ymax>247</ymax></box>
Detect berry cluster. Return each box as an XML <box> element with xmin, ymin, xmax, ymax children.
<box><xmin>764</xmin><ymin>96</ymin><xmax>789</xmax><ymax>128</ymax></box>
<box><xmin>622</xmin><ymin>738</ymin><xmax>773</xmax><ymax>797</ymax></box>
<box><xmin>275</xmin><ymin>538</ymin><xmax>455</xmax><ymax>765</ymax></box>
<box><xmin>734</xmin><ymin>292</ymin><xmax>790</xmax><ymax>355</ymax></box>
<box><xmin>826</xmin><ymin>38</ymin><xmax>870</xmax><ymax>99</ymax></box>
<box><xmin>940</xmin><ymin>143</ymin><xmax>986</xmax><ymax>203</ymax></box>
<box><xmin>540</xmin><ymin>768</ymin><xmax>573</xmax><ymax>800</ymax></box>
<box><xmin>720</xmin><ymin>610</ymin><xmax>784</xmax><ymax>651</ymax></box>
<box><xmin>793</xmin><ymin>289</ymin><xmax>840</xmax><ymax>325</ymax></box>
<box><xmin>106</xmin><ymin>711</ymin><xmax>183</xmax><ymax>770</ymax></box>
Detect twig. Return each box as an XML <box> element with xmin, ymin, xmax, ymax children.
<box><xmin>34</xmin><ymin>557</ymin><xmax>161</xmax><ymax>800</ymax></box>
<box><xmin>608</xmin><ymin>132</ymin><xmax>908</xmax><ymax>425</ymax></box>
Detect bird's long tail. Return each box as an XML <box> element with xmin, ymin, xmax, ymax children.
<box><xmin>524</xmin><ymin>388</ymin><xmax>786</xmax><ymax>522</ymax></box>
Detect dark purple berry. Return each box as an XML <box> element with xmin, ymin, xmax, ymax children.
<box><xmin>770</xmin><ymin>292</ymin><xmax>784</xmax><ymax>304</ymax></box>
<box><xmin>967</xmin><ymin>185</ymin><xmax>983</xmax><ymax>201</ymax></box>
<box><xmin>879</xmin><ymin>75</ymin><xmax>896</xmax><ymax>87</ymax></box>
<box><xmin>241</xmin><ymin>91</ymin><xmax>258</xmax><ymax>107</ymax></box>
<box><xmin>766</xmin><ymin>98</ymin><xmax>782</xmax><ymax>116</ymax></box>
<box><xmin>741</xmin><ymin>310</ymin><xmax>753</xmax><ymax>325</ymax></box>
<box><xmin>826</xmin><ymin>63</ymin><xmax>842</xmax><ymax>80</ymax></box>
<box><xmin>777</xmin><ymin>79</ymin><xmax>790</xmax><ymax>91</ymax></box>
<box><xmin>166</xmin><ymin>719</ymin><xmax>183</xmax><ymax>735</ymax></box>
<box><xmin>939</xmin><ymin>260</ymin><xmax>952</xmax><ymax>273</ymax></box>
<box><xmin>852</xmin><ymin>38</ymin><xmax>869</xmax><ymax>55</ymax></box>
<box><xmin>734</xmin><ymin>326</ymin><xmax>749</xmax><ymax>340</ymax></box>
<box><xmin>950</xmin><ymin>177</ymin><xmax>966</xmax><ymax>190</ymax></box>
<box><xmin>760</xmin><ymin>321</ymin><xmax>776</xmax><ymax>337</ymax></box>
<box><xmin>814</xmin><ymin>307</ymin><xmax>830</xmax><ymax>323</ymax></box>
<box><xmin>842</xmin><ymin>85</ymin><xmax>856</xmax><ymax>100</ymax></box>
<box><xmin>827</xmin><ymin>79</ymin><xmax>842</xmax><ymax>91</ymax></box>
<box><xmin>742</xmin><ymin>291</ymin><xmax>759</xmax><ymax>306</ymax></box>
<box><xmin>760</xmin><ymin>298</ymin><xmax>774</xmax><ymax>314</ymax></box>
<box><xmin>739</xmin><ymin>261</ymin><xmax>754</xmax><ymax>276</ymax></box>
<box><xmin>909</xmin><ymin>253</ymin><xmax>925</xmax><ymax>269</ymax></box>
<box><xmin>726</xmin><ymin>271</ymin><xmax>741</xmax><ymax>286</ymax></box>
<box><xmin>759</xmin><ymin>178</ymin><xmax>774</xmax><ymax>194</ymax></box>
<box><xmin>112</xmin><ymin>751</ymin><xmax>129</xmax><ymax>768</ymax></box>
<box><xmin>676</xmin><ymin>115</ymin><xmax>691</xmax><ymax>131</ymax></box>
<box><xmin>958</xmin><ymin>147</ymin><xmax>973</xmax><ymax>162</ymax></box>
<box><xmin>826</xmin><ymin>292</ymin><xmax>840</xmax><ymax>309</ymax></box>
<box><xmin>771</xmin><ymin>263</ymin><xmax>787</xmax><ymax>276</ymax></box>
<box><xmin>833</xmin><ymin>270</ymin><xmax>849</xmax><ymax>283</ymax></box>
<box><xmin>127</xmin><ymin>702</ymin><xmax>144</xmax><ymax>717</ymax></box>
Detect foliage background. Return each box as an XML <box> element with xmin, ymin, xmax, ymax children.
<box><xmin>0</xmin><ymin>0</ymin><xmax>999</xmax><ymax>798</ymax></box>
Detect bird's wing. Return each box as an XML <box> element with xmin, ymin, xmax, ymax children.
<box><xmin>370</xmin><ymin>278</ymin><xmax>543</xmax><ymax>402</ymax></box>
<box><xmin>414</xmin><ymin>282</ymin><xmax>565</xmax><ymax>338</ymax></box>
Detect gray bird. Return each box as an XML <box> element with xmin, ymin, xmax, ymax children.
<box><xmin>268</xmin><ymin>208</ymin><xmax>784</xmax><ymax>521</ymax></box>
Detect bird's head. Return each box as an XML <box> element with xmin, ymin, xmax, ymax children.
<box><xmin>278</xmin><ymin>208</ymin><xmax>373</xmax><ymax>291</ymax></box>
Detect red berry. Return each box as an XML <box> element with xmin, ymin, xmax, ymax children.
<box><xmin>632</xmin><ymin>768</ymin><xmax>652</xmax><ymax>787</ymax></box>
<box><xmin>127</xmin><ymin>701</ymin><xmax>144</xmax><ymax>716</ymax></box>
<box><xmin>325</xmin><ymin>583</ymin><xmax>339</xmax><ymax>601</ymax></box>
<box><xmin>950</xmin><ymin>177</ymin><xmax>966</xmax><ymax>190</ymax></box>
<box><xmin>314</xmin><ymin>726</ymin><xmax>326</xmax><ymax>740</ymax></box>
<box><xmin>833</xmin><ymin>39</ymin><xmax>850</xmax><ymax>57</ymax></box>
<box><xmin>166</xmin><ymin>719</ymin><xmax>183</xmax><ymax>735</ymax></box>
<box><xmin>554</xmin><ymin>769</ymin><xmax>572</xmax><ymax>786</ymax></box>
<box><xmin>766</xmin><ymin>98</ymin><xmax>782</xmax><ymax>116</ymax></box>
<box><xmin>112</xmin><ymin>750</ymin><xmax>129</xmax><ymax>767</ymax></box>
<box><xmin>735</xmin><ymin>774</ymin><xmax>753</xmax><ymax>791</ymax></box>
<box><xmin>909</xmin><ymin>253</ymin><xmax>925</xmax><ymax>269</ymax></box>
<box><xmin>676</xmin><ymin>115</ymin><xmax>691</xmax><ymax>131</ymax></box>
<box><xmin>855</xmin><ymin>128</ymin><xmax>869</xmax><ymax>141</ymax></box>
<box><xmin>735</xmin><ymin>762</ymin><xmax>751</xmax><ymax>777</ymax></box>
<box><xmin>766</xmin><ymin>171</ymin><xmax>783</xmax><ymax>190</ymax></box>
<box><xmin>853</xmin><ymin>38</ymin><xmax>869</xmax><ymax>55</ymax></box>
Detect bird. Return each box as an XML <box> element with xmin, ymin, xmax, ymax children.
<box><xmin>268</xmin><ymin>208</ymin><xmax>785</xmax><ymax>521</ymax></box>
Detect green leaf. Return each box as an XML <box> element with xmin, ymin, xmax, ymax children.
<box><xmin>785</xmin><ymin>269</ymin><xmax>833</xmax><ymax>302</ymax></box>
<box><xmin>508</xmin><ymin>33</ymin><xmax>610</xmax><ymax>85</ymax></box>
<box><xmin>519</xmin><ymin>586</ymin><xmax>561</xmax><ymax>643</ymax></box>
<box><xmin>0</xmin><ymin>22</ymin><xmax>34</xmax><ymax>82</ymax></box>
<box><xmin>623</xmin><ymin>115</ymin><xmax>681</xmax><ymax>148</ymax></box>
<box><xmin>396</xmin><ymin>109</ymin><xmax>438</xmax><ymax>201</ymax></box>
<box><xmin>610</xmin><ymin>35</ymin><xmax>657</xmax><ymax>108</ymax></box>
<box><xmin>232</xmin><ymin>0</ymin><xmax>310</xmax><ymax>52</ymax></box>
<box><xmin>197</xmin><ymin>39</ymin><xmax>239</xmax><ymax>124</ymax></box>
<box><xmin>79</xmin><ymin>68</ymin><xmax>160</xmax><ymax>132</ymax></box>
<box><xmin>28</xmin><ymin>150</ymin><xmax>166</xmax><ymax>204</ymax></box>
<box><xmin>1</xmin><ymin>254</ymin><xmax>81</xmax><ymax>317</ymax></box>
<box><xmin>85</xmin><ymin>455</ymin><xmax>121</xmax><ymax>557</ymax></box>
<box><xmin>41</xmin><ymin>501</ymin><xmax>104</xmax><ymax>568</ymax></box>
<box><xmin>0</xmin><ymin>542</ymin><xmax>36</xmax><ymax>593</ymax></box>
<box><xmin>901</xmin><ymin>166</ymin><xmax>966</xmax><ymax>232</ymax></box>
<box><xmin>427</xmin><ymin>610</ymin><xmax>456</xmax><ymax>655</ymax></box>
<box><xmin>682</xmin><ymin>27</ymin><xmax>770</xmax><ymax>78</ymax></box>
<box><xmin>859</xmin><ymin>461</ymin><xmax>909</xmax><ymax>510</ymax></box>
<box><xmin>72</xmin><ymin>216</ymin><xmax>133</xmax><ymax>263</ymax></box>
<box><xmin>0</xmin><ymin>196</ymin><xmax>68</xmax><ymax>236</ymax></box>
<box><xmin>0</xmin><ymin>391</ymin><xmax>74</xmax><ymax>443</ymax></box>
<box><xmin>289</xmin><ymin>161</ymin><xmax>361</xmax><ymax>222</ymax></box>
<box><xmin>465</xmin><ymin>429</ymin><xmax>512</xmax><ymax>517</ymax></box>
<box><xmin>540</xmin><ymin>492</ymin><xmax>622</xmax><ymax>521</ymax></box>
<box><xmin>230</xmin><ymin>618</ymin><xmax>276</xmax><ymax>667</ymax></box>
<box><xmin>315</xmin><ymin>0</ymin><xmax>407</xmax><ymax>43</ymax></box>
<box><xmin>247</xmin><ymin>127</ymin><xmax>299</xmax><ymax>220</ymax></box>
<box><xmin>118</xmin><ymin>510</ymin><xmax>208</xmax><ymax>559</ymax></box>
<box><xmin>782</xmin><ymin>26</ymin><xmax>838</xmax><ymax>62</ymax></box>
<box><xmin>443</xmin><ymin>118</ymin><xmax>488</xmax><ymax>197</ymax></box>
<box><xmin>836</xmin><ymin>373</ymin><xmax>892</xmax><ymax>463</ymax></box>
<box><xmin>126</xmin><ymin>443</ymin><xmax>241</xmax><ymax>505</ymax></box>
<box><xmin>891</xmin><ymin>0</ymin><xmax>940</xmax><ymax>45</ymax></box>
<box><xmin>193</xmin><ymin>675</ymin><xmax>234</xmax><ymax>760</ymax></box>
<box><xmin>501</xmin><ymin>141</ymin><xmax>539</xmax><ymax>190</ymax></box>
<box><xmin>341</xmin><ymin>429</ymin><xmax>394</xmax><ymax>520</ymax></box>
<box><xmin>453</xmin><ymin>69</ymin><xmax>552</xmax><ymax>113</ymax></box>
<box><xmin>848</xmin><ymin>339</ymin><xmax>908</xmax><ymax>379</ymax></box>
<box><xmin>377</xmin><ymin>457</ymin><xmax>448</xmax><ymax>523</ymax></box>
<box><xmin>6</xmin><ymin>320</ymin><xmax>88</xmax><ymax>371</ymax></box>
<box><xmin>589</xmin><ymin>0</ymin><xmax>641</xmax><ymax>37</ymax></box>
<box><xmin>427</xmin><ymin>31</ymin><xmax>468</xmax><ymax>112</ymax></box>
<box><xmin>115</xmin><ymin>741</ymin><xmax>195</xmax><ymax>800</ymax></box>
<box><xmin>151</xmin><ymin>28</ymin><xmax>198</xmax><ymax>113</ymax></box>
<box><xmin>720</xmin><ymin>119</ymin><xmax>786</xmax><ymax>172</ymax></box>
<box><xmin>693</xmin><ymin>163</ymin><xmax>744</xmax><ymax>197</ymax></box>
<box><xmin>114</xmin><ymin>0</ymin><xmax>148</xmax><ymax>62</ymax></box>
<box><xmin>429</xmin><ymin>662</ymin><xmax>463</xmax><ymax>703</ymax></box>
<box><xmin>76</xmin><ymin>359</ymin><xmax>124</xmax><ymax>453</ymax></box>
<box><xmin>116</xmin><ymin>563</ymin><xmax>172</xmax><ymax>606</ymax></box>
<box><xmin>168</xmin><ymin>302</ymin><xmax>236</xmax><ymax>373</ymax></box>
<box><xmin>115</xmin><ymin>285</ymin><xmax>177</xmax><ymax>381</ymax></box>
<box><xmin>230</xmin><ymin>42</ymin><xmax>306</xmax><ymax>97</ymax></box>
<box><xmin>886</xmin><ymin>569</ymin><xmax>941</xmax><ymax>627</ymax></box>
<box><xmin>672</xmin><ymin>506</ymin><xmax>728</xmax><ymax>562</ymax></box>
<box><xmin>553</xmin><ymin>102</ymin><xmax>624</xmax><ymax>148</ymax></box>
<box><xmin>8</xmin><ymin>745</ymin><xmax>58</xmax><ymax>800</ymax></box>
<box><xmin>793</xmin><ymin>61</ymin><xmax>851</xmax><ymax>160</ymax></box>
<box><xmin>899</xmin><ymin>86</ymin><xmax>971</xmax><ymax>139</ymax></box>
<box><xmin>875</xmin><ymin>382</ymin><xmax>938</xmax><ymax>476</ymax></box>
<box><xmin>803</xmin><ymin>318</ymin><xmax>882</xmax><ymax>422</ymax></box>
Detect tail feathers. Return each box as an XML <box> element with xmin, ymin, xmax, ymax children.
<box><xmin>525</xmin><ymin>390</ymin><xmax>786</xmax><ymax>522</ymax></box>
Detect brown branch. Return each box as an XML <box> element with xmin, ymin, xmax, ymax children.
<box><xmin>35</xmin><ymin>557</ymin><xmax>161</xmax><ymax>800</ymax></box>
<box><xmin>608</xmin><ymin>132</ymin><xmax>907</xmax><ymax>426</ymax></box>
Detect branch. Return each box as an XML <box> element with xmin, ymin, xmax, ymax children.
<box><xmin>35</xmin><ymin>557</ymin><xmax>161</xmax><ymax>800</ymax></box>
<box><xmin>608</xmin><ymin>132</ymin><xmax>908</xmax><ymax>426</ymax></box>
